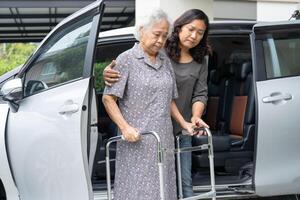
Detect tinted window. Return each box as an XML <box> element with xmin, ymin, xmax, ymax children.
<box><xmin>262</xmin><ymin>31</ymin><xmax>300</xmax><ymax>79</ymax></box>
<box><xmin>23</xmin><ymin>17</ymin><xmax>93</xmax><ymax>97</ymax></box>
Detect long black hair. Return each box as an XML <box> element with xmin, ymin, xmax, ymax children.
<box><xmin>165</xmin><ymin>9</ymin><xmax>210</xmax><ymax>63</ymax></box>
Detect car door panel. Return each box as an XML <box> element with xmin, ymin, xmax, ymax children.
<box><xmin>255</xmin><ymin>77</ymin><xmax>300</xmax><ymax>196</ymax></box>
<box><xmin>252</xmin><ymin>22</ymin><xmax>300</xmax><ymax>196</ymax></box>
<box><xmin>0</xmin><ymin>104</ymin><xmax>19</xmax><ymax>200</ymax></box>
<box><xmin>7</xmin><ymin>79</ymin><xmax>92</xmax><ymax>200</ymax></box>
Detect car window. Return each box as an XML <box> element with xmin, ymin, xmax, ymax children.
<box><xmin>208</xmin><ymin>35</ymin><xmax>251</xmax><ymax>71</ymax></box>
<box><xmin>23</xmin><ymin>16</ymin><xmax>93</xmax><ymax>97</ymax></box>
<box><xmin>262</xmin><ymin>31</ymin><xmax>300</xmax><ymax>79</ymax></box>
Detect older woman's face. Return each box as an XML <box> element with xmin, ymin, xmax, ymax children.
<box><xmin>140</xmin><ymin>19</ymin><xmax>169</xmax><ymax>56</ymax></box>
<box><xmin>178</xmin><ymin>19</ymin><xmax>206</xmax><ymax>50</ymax></box>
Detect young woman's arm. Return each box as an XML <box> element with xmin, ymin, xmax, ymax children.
<box><xmin>170</xmin><ymin>100</ymin><xmax>194</xmax><ymax>135</ymax></box>
<box><xmin>191</xmin><ymin>102</ymin><xmax>208</xmax><ymax>126</ymax></box>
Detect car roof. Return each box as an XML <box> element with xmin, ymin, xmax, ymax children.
<box><xmin>98</xmin><ymin>21</ymin><xmax>257</xmax><ymax>42</ymax></box>
<box><xmin>253</xmin><ymin>19</ymin><xmax>300</xmax><ymax>32</ymax></box>
<box><xmin>209</xmin><ymin>21</ymin><xmax>256</xmax><ymax>34</ymax></box>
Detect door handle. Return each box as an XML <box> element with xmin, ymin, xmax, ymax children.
<box><xmin>59</xmin><ymin>103</ymin><xmax>79</xmax><ymax>115</ymax></box>
<box><xmin>262</xmin><ymin>93</ymin><xmax>292</xmax><ymax>103</ymax></box>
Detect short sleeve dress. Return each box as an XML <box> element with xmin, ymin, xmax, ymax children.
<box><xmin>103</xmin><ymin>43</ymin><xmax>178</xmax><ymax>200</ymax></box>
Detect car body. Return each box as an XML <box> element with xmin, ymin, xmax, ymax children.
<box><xmin>0</xmin><ymin>0</ymin><xmax>300</xmax><ymax>199</ymax></box>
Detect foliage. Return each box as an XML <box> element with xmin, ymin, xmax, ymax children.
<box><xmin>53</xmin><ymin>43</ymin><xmax>87</xmax><ymax>83</ymax></box>
<box><xmin>0</xmin><ymin>43</ymin><xmax>38</xmax><ymax>76</ymax></box>
<box><xmin>94</xmin><ymin>61</ymin><xmax>110</xmax><ymax>92</ymax></box>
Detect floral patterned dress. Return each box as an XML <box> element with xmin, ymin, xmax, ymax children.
<box><xmin>104</xmin><ymin>43</ymin><xmax>178</xmax><ymax>200</ymax></box>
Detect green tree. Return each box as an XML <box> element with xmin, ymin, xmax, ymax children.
<box><xmin>0</xmin><ymin>43</ymin><xmax>38</xmax><ymax>76</ymax></box>
<box><xmin>94</xmin><ymin>61</ymin><xmax>111</xmax><ymax>92</ymax></box>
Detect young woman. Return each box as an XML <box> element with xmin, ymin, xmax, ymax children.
<box><xmin>103</xmin><ymin>9</ymin><xmax>210</xmax><ymax>198</ymax></box>
<box><xmin>165</xmin><ymin>9</ymin><xmax>210</xmax><ymax>197</ymax></box>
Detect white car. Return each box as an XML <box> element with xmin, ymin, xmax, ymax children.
<box><xmin>1</xmin><ymin>0</ymin><xmax>300</xmax><ymax>199</ymax></box>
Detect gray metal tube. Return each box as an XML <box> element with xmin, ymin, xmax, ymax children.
<box><xmin>205</xmin><ymin>127</ymin><xmax>216</xmax><ymax>200</ymax></box>
<box><xmin>106</xmin><ymin>136</ymin><xmax>121</xmax><ymax>200</ymax></box>
<box><xmin>105</xmin><ymin>131</ymin><xmax>165</xmax><ymax>200</ymax></box>
<box><xmin>176</xmin><ymin>136</ymin><xmax>183</xmax><ymax>199</ymax></box>
<box><xmin>176</xmin><ymin>127</ymin><xmax>216</xmax><ymax>200</ymax></box>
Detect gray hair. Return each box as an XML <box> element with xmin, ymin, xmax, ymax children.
<box><xmin>134</xmin><ymin>9</ymin><xmax>173</xmax><ymax>41</ymax></box>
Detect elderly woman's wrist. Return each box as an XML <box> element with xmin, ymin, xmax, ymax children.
<box><xmin>119</xmin><ymin>123</ymin><xmax>130</xmax><ymax>131</ymax></box>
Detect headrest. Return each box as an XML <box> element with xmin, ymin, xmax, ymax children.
<box><xmin>234</xmin><ymin>62</ymin><xmax>252</xmax><ymax>81</ymax></box>
<box><xmin>218</xmin><ymin>63</ymin><xmax>233</xmax><ymax>78</ymax></box>
<box><xmin>224</xmin><ymin>51</ymin><xmax>251</xmax><ymax>78</ymax></box>
<box><xmin>228</xmin><ymin>51</ymin><xmax>251</xmax><ymax>64</ymax></box>
<box><xmin>209</xmin><ymin>69</ymin><xmax>220</xmax><ymax>84</ymax></box>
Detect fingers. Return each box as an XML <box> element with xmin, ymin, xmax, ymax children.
<box><xmin>104</xmin><ymin>76</ymin><xmax>120</xmax><ymax>83</ymax></box>
<box><xmin>195</xmin><ymin>119</ymin><xmax>209</xmax><ymax>128</ymax></box>
<box><xmin>123</xmin><ymin>128</ymin><xmax>140</xmax><ymax>142</ymax></box>
<box><xmin>124</xmin><ymin>134</ymin><xmax>136</xmax><ymax>142</ymax></box>
<box><xmin>103</xmin><ymin>69</ymin><xmax>120</xmax><ymax>77</ymax></box>
<box><xmin>104</xmin><ymin>81</ymin><xmax>112</xmax><ymax>87</ymax></box>
<box><xmin>103</xmin><ymin>60</ymin><xmax>121</xmax><ymax>86</ymax></box>
<box><xmin>103</xmin><ymin>71</ymin><xmax>120</xmax><ymax>85</ymax></box>
<box><xmin>103</xmin><ymin>69</ymin><xmax>120</xmax><ymax>79</ymax></box>
<box><xmin>108</xmin><ymin>60</ymin><xmax>117</xmax><ymax>69</ymax></box>
<box><xmin>201</xmin><ymin>120</ymin><xmax>209</xmax><ymax>128</ymax></box>
<box><xmin>184</xmin><ymin>122</ymin><xmax>196</xmax><ymax>136</ymax></box>
<box><xmin>127</xmin><ymin>133</ymin><xmax>140</xmax><ymax>142</ymax></box>
<box><xmin>195</xmin><ymin>130</ymin><xmax>207</xmax><ymax>136</ymax></box>
<box><xmin>105</xmin><ymin>60</ymin><xmax>118</xmax><ymax>73</ymax></box>
<box><xmin>134</xmin><ymin>128</ymin><xmax>141</xmax><ymax>140</ymax></box>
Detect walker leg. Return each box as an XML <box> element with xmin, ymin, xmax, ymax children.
<box><xmin>176</xmin><ymin>136</ymin><xmax>184</xmax><ymax>200</ymax></box>
<box><xmin>176</xmin><ymin>137</ymin><xmax>183</xmax><ymax>200</ymax></box>
<box><xmin>175</xmin><ymin>128</ymin><xmax>216</xmax><ymax>200</ymax></box>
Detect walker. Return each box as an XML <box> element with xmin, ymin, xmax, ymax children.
<box><xmin>105</xmin><ymin>128</ymin><xmax>216</xmax><ymax>200</ymax></box>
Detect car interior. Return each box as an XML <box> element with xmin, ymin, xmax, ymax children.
<box><xmin>91</xmin><ymin>31</ymin><xmax>255</xmax><ymax>194</ymax></box>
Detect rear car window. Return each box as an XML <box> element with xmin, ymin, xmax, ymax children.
<box><xmin>262</xmin><ymin>30</ymin><xmax>300</xmax><ymax>79</ymax></box>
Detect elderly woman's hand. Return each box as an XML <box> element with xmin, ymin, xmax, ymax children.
<box><xmin>120</xmin><ymin>125</ymin><xmax>141</xmax><ymax>142</ymax></box>
<box><xmin>103</xmin><ymin>60</ymin><xmax>121</xmax><ymax>86</ymax></box>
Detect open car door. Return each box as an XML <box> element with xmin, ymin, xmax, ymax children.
<box><xmin>0</xmin><ymin>104</ymin><xmax>19</xmax><ymax>200</ymax></box>
<box><xmin>5</xmin><ymin>1</ymin><xmax>104</xmax><ymax>200</ymax></box>
<box><xmin>251</xmin><ymin>20</ymin><xmax>300</xmax><ymax>196</ymax></box>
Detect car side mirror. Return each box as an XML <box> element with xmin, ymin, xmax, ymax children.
<box><xmin>1</xmin><ymin>78</ymin><xmax>23</xmax><ymax>112</ymax></box>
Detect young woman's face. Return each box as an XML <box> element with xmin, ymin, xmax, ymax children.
<box><xmin>178</xmin><ymin>19</ymin><xmax>206</xmax><ymax>50</ymax></box>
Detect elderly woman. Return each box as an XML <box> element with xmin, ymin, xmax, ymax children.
<box><xmin>102</xmin><ymin>9</ymin><xmax>194</xmax><ymax>200</ymax></box>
